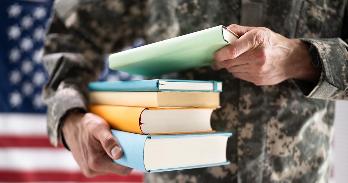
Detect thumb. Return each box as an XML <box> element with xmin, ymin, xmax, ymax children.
<box><xmin>95</xmin><ymin>126</ymin><xmax>123</xmax><ymax>160</ymax></box>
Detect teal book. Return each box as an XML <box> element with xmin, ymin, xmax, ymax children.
<box><xmin>112</xmin><ymin>130</ymin><xmax>232</xmax><ymax>173</ymax></box>
<box><xmin>108</xmin><ymin>25</ymin><xmax>238</xmax><ymax>76</ymax></box>
<box><xmin>88</xmin><ymin>79</ymin><xmax>222</xmax><ymax>92</ymax></box>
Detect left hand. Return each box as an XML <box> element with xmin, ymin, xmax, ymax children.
<box><xmin>214</xmin><ymin>24</ymin><xmax>320</xmax><ymax>86</ymax></box>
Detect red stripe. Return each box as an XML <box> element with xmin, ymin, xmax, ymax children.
<box><xmin>0</xmin><ymin>170</ymin><xmax>143</xmax><ymax>182</ymax></box>
<box><xmin>0</xmin><ymin>135</ymin><xmax>63</xmax><ymax>148</ymax></box>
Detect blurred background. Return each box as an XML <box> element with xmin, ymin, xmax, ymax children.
<box><xmin>0</xmin><ymin>0</ymin><xmax>347</xmax><ymax>182</ymax></box>
<box><xmin>0</xmin><ymin>0</ymin><xmax>143</xmax><ymax>182</ymax></box>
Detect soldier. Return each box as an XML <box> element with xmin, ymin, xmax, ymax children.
<box><xmin>43</xmin><ymin>0</ymin><xmax>348</xmax><ymax>182</ymax></box>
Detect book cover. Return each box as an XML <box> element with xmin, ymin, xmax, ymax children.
<box><xmin>89</xmin><ymin>105</ymin><xmax>214</xmax><ymax>134</ymax></box>
<box><xmin>112</xmin><ymin>130</ymin><xmax>232</xmax><ymax>172</ymax></box>
<box><xmin>89</xmin><ymin>91</ymin><xmax>220</xmax><ymax>108</ymax></box>
<box><xmin>88</xmin><ymin>79</ymin><xmax>222</xmax><ymax>92</ymax></box>
<box><xmin>108</xmin><ymin>25</ymin><xmax>238</xmax><ymax>76</ymax></box>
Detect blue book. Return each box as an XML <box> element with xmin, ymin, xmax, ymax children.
<box><xmin>88</xmin><ymin>79</ymin><xmax>222</xmax><ymax>92</ymax></box>
<box><xmin>112</xmin><ymin>130</ymin><xmax>232</xmax><ymax>173</ymax></box>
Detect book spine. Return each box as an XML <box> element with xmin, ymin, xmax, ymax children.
<box><xmin>112</xmin><ymin>130</ymin><xmax>148</xmax><ymax>172</ymax></box>
<box><xmin>88</xmin><ymin>80</ymin><xmax>159</xmax><ymax>92</ymax></box>
<box><xmin>89</xmin><ymin>105</ymin><xmax>144</xmax><ymax>134</ymax></box>
<box><xmin>89</xmin><ymin>92</ymin><xmax>159</xmax><ymax>107</ymax></box>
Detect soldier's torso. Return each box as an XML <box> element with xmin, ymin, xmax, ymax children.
<box><xmin>54</xmin><ymin>0</ymin><xmax>345</xmax><ymax>182</ymax></box>
<box><xmin>146</xmin><ymin>0</ymin><xmax>345</xmax><ymax>182</ymax></box>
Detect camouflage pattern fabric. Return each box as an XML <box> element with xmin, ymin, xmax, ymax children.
<box><xmin>43</xmin><ymin>0</ymin><xmax>348</xmax><ymax>182</ymax></box>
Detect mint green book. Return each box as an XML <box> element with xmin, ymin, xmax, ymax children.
<box><xmin>108</xmin><ymin>25</ymin><xmax>238</xmax><ymax>76</ymax></box>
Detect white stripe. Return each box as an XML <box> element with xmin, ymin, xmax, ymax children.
<box><xmin>0</xmin><ymin>113</ymin><xmax>47</xmax><ymax>135</ymax></box>
<box><xmin>0</xmin><ymin>148</ymin><xmax>79</xmax><ymax>171</ymax></box>
<box><xmin>0</xmin><ymin>148</ymin><xmax>144</xmax><ymax>175</ymax></box>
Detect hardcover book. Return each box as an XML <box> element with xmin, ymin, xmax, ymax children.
<box><xmin>112</xmin><ymin>130</ymin><xmax>232</xmax><ymax>172</ymax></box>
<box><xmin>89</xmin><ymin>91</ymin><xmax>220</xmax><ymax>108</ymax></box>
<box><xmin>89</xmin><ymin>105</ymin><xmax>214</xmax><ymax>134</ymax></box>
<box><xmin>108</xmin><ymin>25</ymin><xmax>238</xmax><ymax>76</ymax></box>
<box><xmin>88</xmin><ymin>79</ymin><xmax>222</xmax><ymax>92</ymax></box>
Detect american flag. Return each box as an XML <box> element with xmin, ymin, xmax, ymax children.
<box><xmin>0</xmin><ymin>0</ymin><xmax>143</xmax><ymax>182</ymax></box>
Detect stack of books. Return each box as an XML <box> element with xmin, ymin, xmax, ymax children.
<box><xmin>89</xmin><ymin>25</ymin><xmax>238</xmax><ymax>172</ymax></box>
<box><xmin>88</xmin><ymin>79</ymin><xmax>232</xmax><ymax>172</ymax></box>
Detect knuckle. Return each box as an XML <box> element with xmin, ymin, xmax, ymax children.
<box><xmin>82</xmin><ymin>169</ymin><xmax>95</xmax><ymax>178</ymax></box>
<box><xmin>83</xmin><ymin>116</ymin><xmax>108</xmax><ymax>132</ymax></box>
<box><xmin>253</xmin><ymin>31</ymin><xmax>265</xmax><ymax>45</ymax></box>
<box><xmin>88</xmin><ymin>157</ymin><xmax>100</xmax><ymax>170</ymax></box>
<box><xmin>227</xmin><ymin>47</ymin><xmax>238</xmax><ymax>58</ymax></box>
<box><xmin>254</xmin><ymin>78</ymin><xmax>264</xmax><ymax>86</ymax></box>
<box><xmin>259</xmin><ymin>27</ymin><xmax>271</xmax><ymax>32</ymax></box>
<box><xmin>213</xmin><ymin>51</ymin><xmax>223</xmax><ymax>61</ymax></box>
<box><xmin>228</xmin><ymin>24</ymin><xmax>238</xmax><ymax>30</ymax></box>
<box><xmin>101</xmin><ymin>134</ymin><xmax>115</xmax><ymax>148</ymax></box>
<box><xmin>253</xmin><ymin>28</ymin><xmax>271</xmax><ymax>45</ymax></box>
<box><xmin>255</xmin><ymin>68</ymin><xmax>262</xmax><ymax>75</ymax></box>
<box><xmin>256</xmin><ymin>49</ymin><xmax>267</xmax><ymax>61</ymax></box>
<box><xmin>118</xmin><ymin>168</ymin><xmax>131</xmax><ymax>175</ymax></box>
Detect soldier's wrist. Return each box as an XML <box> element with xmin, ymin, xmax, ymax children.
<box><xmin>60</xmin><ymin>108</ymin><xmax>86</xmax><ymax>150</ymax></box>
<box><xmin>287</xmin><ymin>39</ymin><xmax>321</xmax><ymax>82</ymax></box>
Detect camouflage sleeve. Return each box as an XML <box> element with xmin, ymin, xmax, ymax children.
<box><xmin>43</xmin><ymin>23</ymin><xmax>104</xmax><ymax>147</ymax></box>
<box><xmin>43</xmin><ymin>0</ymin><xmax>147</xmax><ymax>146</ymax></box>
<box><xmin>296</xmin><ymin>38</ymin><xmax>348</xmax><ymax>100</ymax></box>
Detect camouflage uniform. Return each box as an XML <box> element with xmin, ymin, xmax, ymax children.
<box><xmin>43</xmin><ymin>0</ymin><xmax>348</xmax><ymax>182</ymax></box>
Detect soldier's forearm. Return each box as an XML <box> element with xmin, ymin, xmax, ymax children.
<box><xmin>295</xmin><ymin>38</ymin><xmax>348</xmax><ymax>100</ymax></box>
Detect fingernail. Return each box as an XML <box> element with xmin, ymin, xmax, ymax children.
<box><xmin>111</xmin><ymin>146</ymin><xmax>122</xmax><ymax>159</ymax></box>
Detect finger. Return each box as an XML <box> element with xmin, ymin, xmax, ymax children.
<box><xmin>82</xmin><ymin>168</ymin><xmax>103</xmax><ymax>178</ymax></box>
<box><xmin>215</xmin><ymin>58</ymin><xmax>249</xmax><ymax>71</ymax></box>
<box><xmin>214</xmin><ymin>59</ymin><xmax>230</xmax><ymax>70</ymax></box>
<box><xmin>95</xmin><ymin>128</ymin><xmax>123</xmax><ymax>160</ymax></box>
<box><xmin>89</xmin><ymin>156</ymin><xmax>132</xmax><ymax>175</ymax></box>
<box><xmin>227</xmin><ymin>64</ymin><xmax>251</xmax><ymax>74</ymax></box>
<box><xmin>227</xmin><ymin>24</ymin><xmax>255</xmax><ymax>37</ymax></box>
<box><xmin>215</xmin><ymin>49</ymin><xmax>256</xmax><ymax>70</ymax></box>
<box><xmin>101</xmin><ymin>160</ymin><xmax>132</xmax><ymax>175</ymax></box>
<box><xmin>231</xmin><ymin>72</ymin><xmax>254</xmax><ymax>82</ymax></box>
<box><xmin>226</xmin><ymin>48</ymin><xmax>262</xmax><ymax>68</ymax></box>
<box><xmin>214</xmin><ymin>31</ymin><xmax>259</xmax><ymax>62</ymax></box>
<box><xmin>211</xmin><ymin>63</ymin><xmax>220</xmax><ymax>71</ymax></box>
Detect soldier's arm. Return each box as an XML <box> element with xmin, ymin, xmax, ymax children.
<box><xmin>43</xmin><ymin>0</ymin><xmax>146</xmax><ymax>147</ymax></box>
<box><xmin>43</xmin><ymin>0</ymin><xmax>147</xmax><ymax>176</ymax></box>
<box><xmin>43</xmin><ymin>17</ymin><xmax>104</xmax><ymax>147</ymax></box>
<box><xmin>295</xmin><ymin>38</ymin><xmax>348</xmax><ymax>100</ymax></box>
<box><xmin>294</xmin><ymin>2</ymin><xmax>348</xmax><ymax>100</ymax></box>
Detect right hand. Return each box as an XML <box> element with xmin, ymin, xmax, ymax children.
<box><xmin>62</xmin><ymin>110</ymin><xmax>132</xmax><ymax>177</ymax></box>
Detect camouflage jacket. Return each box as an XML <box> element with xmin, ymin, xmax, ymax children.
<box><xmin>43</xmin><ymin>0</ymin><xmax>348</xmax><ymax>182</ymax></box>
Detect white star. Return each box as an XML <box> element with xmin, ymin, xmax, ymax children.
<box><xmin>22</xmin><ymin>82</ymin><xmax>34</xmax><ymax>96</ymax></box>
<box><xmin>8</xmin><ymin>4</ymin><xmax>22</xmax><ymax>18</ymax></box>
<box><xmin>33</xmin><ymin>94</ymin><xmax>44</xmax><ymax>109</ymax></box>
<box><xmin>33</xmin><ymin>71</ymin><xmax>45</xmax><ymax>86</ymax></box>
<box><xmin>9</xmin><ymin>48</ymin><xmax>21</xmax><ymax>62</ymax></box>
<box><xmin>33</xmin><ymin>27</ymin><xmax>44</xmax><ymax>41</ymax></box>
<box><xmin>33</xmin><ymin>49</ymin><xmax>43</xmax><ymax>63</ymax></box>
<box><xmin>8</xmin><ymin>25</ymin><xmax>21</xmax><ymax>40</ymax></box>
<box><xmin>9</xmin><ymin>70</ymin><xmax>22</xmax><ymax>85</ymax></box>
<box><xmin>21</xmin><ymin>60</ymin><xmax>33</xmax><ymax>74</ymax></box>
<box><xmin>9</xmin><ymin>91</ymin><xmax>22</xmax><ymax>108</ymax></box>
<box><xmin>21</xmin><ymin>16</ymin><xmax>33</xmax><ymax>29</ymax></box>
<box><xmin>33</xmin><ymin>7</ymin><xmax>46</xmax><ymax>20</ymax></box>
<box><xmin>106</xmin><ymin>74</ymin><xmax>120</xmax><ymax>81</ymax></box>
<box><xmin>20</xmin><ymin>37</ymin><xmax>33</xmax><ymax>51</ymax></box>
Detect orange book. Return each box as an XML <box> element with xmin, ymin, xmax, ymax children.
<box><xmin>89</xmin><ymin>105</ymin><xmax>215</xmax><ymax>134</ymax></box>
